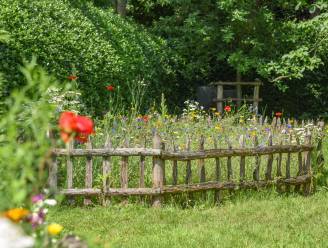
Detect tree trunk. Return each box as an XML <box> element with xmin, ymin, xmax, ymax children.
<box><xmin>116</xmin><ymin>0</ymin><xmax>127</xmax><ymax>17</ymax></box>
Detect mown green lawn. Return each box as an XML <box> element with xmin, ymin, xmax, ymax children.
<box><xmin>48</xmin><ymin>190</ymin><xmax>328</xmax><ymax>248</ymax></box>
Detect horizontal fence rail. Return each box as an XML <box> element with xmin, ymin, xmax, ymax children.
<box><xmin>52</xmin><ymin>145</ymin><xmax>313</xmax><ymax>159</ymax></box>
<box><xmin>48</xmin><ymin>119</ymin><xmax>325</xmax><ymax>207</ymax></box>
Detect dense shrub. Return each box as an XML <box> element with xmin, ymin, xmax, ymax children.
<box><xmin>0</xmin><ymin>0</ymin><xmax>176</xmax><ymax>116</ymax></box>
<box><xmin>0</xmin><ymin>59</ymin><xmax>56</xmax><ymax>210</ymax></box>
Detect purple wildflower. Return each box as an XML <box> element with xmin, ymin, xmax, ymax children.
<box><xmin>31</xmin><ymin>194</ymin><xmax>44</xmax><ymax>204</ymax></box>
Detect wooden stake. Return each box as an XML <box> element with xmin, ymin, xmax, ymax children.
<box><xmin>152</xmin><ymin>133</ymin><xmax>164</xmax><ymax>207</ymax></box>
<box><xmin>102</xmin><ymin>135</ymin><xmax>112</xmax><ymax>206</ymax></box>
<box><xmin>84</xmin><ymin>138</ymin><xmax>93</xmax><ymax>206</ymax></box>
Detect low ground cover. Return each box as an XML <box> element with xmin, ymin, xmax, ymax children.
<box><xmin>49</xmin><ymin>190</ymin><xmax>328</xmax><ymax>248</ymax></box>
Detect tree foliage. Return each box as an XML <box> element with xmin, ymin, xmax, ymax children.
<box><xmin>0</xmin><ymin>0</ymin><xmax>175</xmax><ymax>116</ymax></box>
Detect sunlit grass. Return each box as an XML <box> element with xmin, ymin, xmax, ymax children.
<box><xmin>49</xmin><ymin>190</ymin><xmax>328</xmax><ymax>248</ymax></box>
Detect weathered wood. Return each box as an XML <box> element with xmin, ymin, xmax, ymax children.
<box><xmin>265</xmin><ymin>133</ymin><xmax>273</xmax><ymax>180</ymax></box>
<box><xmin>212</xmin><ymin>81</ymin><xmax>263</xmax><ymax>86</ymax></box>
<box><xmin>239</xmin><ymin>135</ymin><xmax>246</xmax><ymax>182</ymax></box>
<box><xmin>277</xmin><ymin>117</ymin><xmax>281</xmax><ymax>129</ymax></box>
<box><xmin>216</xmin><ymin>84</ymin><xmax>224</xmax><ymax>113</ymax></box>
<box><xmin>213</xmin><ymin>98</ymin><xmax>262</xmax><ymax>102</ymax></box>
<box><xmin>198</xmin><ymin>135</ymin><xmax>206</xmax><ymax>183</ymax></box>
<box><xmin>303</xmin><ymin>132</ymin><xmax>312</xmax><ymax>195</ymax></box>
<box><xmin>60</xmin><ymin>175</ymin><xmax>311</xmax><ymax>196</ymax></box>
<box><xmin>61</xmin><ymin>188</ymin><xmax>160</xmax><ymax>196</ymax></box>
<box><xmin>285</xmin><ymin>134</ymin><xmax>292</xmax><ymax>192</ymax></box>
<box><xmin>253</xmin><ymin>82</ymin><xmax>260</xmax><ymax>113</ymax></box>
<box><xmin>161</xmin><ymin>145</ymin><xmax>313</xmax><ymax>161</ymax></box>
<box><xmin>276</xmin><ymin>140</ymin><xmax>283</xmax><ymax>177</ymax></box>
<box><xmin>252</xmin><ymin>135</ymin><xmax>261</xmax><ymax>181</ymax></box>
<box><xmin>67</xmin><ymin>142</ymin><xmax>74</xmax><ymax>189</ymax></box>
<box><xmin>120</xmin><ymin>140</ymin><xmax>129</xmax><ymax>189</ymax></box>
<box><xmin>162</xmin><ymin>175</ymin><xmax>311</xmax><ymax>193</ymax></box>
<box><xmin>53</xmin><ymin>147</ymin><xmax>161</xmax><ymax>157</ymax></box>
<box><xmin>49</xmin><ymin>155</ymin><xmax>58</xmax><ymax>193</ymax></box>
<box><xmin>236</xmin><ymin>71</ymin><xmax>242</xmax><ymax>107</ymax></box>
<box><xmin>213</xmin><ymin>135</ymin><xmax>221</xmax><ymax>203</ymax></box>
<box><xmin>139</xmin><ymin>137</ymin><xmax>147</xmax><ymax>188</ymax></box>
<box><xmin>185</xmin><ymin>137</ymin><xmax>192</xmax><ymax>184</ymax></box>
<box><xmin>294</xmin><ymin>136</ymin><xmax>303</xmax><ymax>193</ymax></box>
<box><xmin>53</xmin><ymin>145</ymin><xmax>314</xmax><ymax>160</ymax></box>
<box><xmin>226</xmin><ymin>138</ymin><xmax>233</xmax><ymax>181</ymax></box>
<box><xmin>172</xmin><ymin>143</ymin><xmax>178</xmax><ymax>185</ymax></box>
<box><xmin>139</xmin><ymin>155</ymin><xmax>146</xmax><ymax>188</ymax></box>
<box><xmin>272</xmin><ymin>117</ymin><xmax>277</xmax><ymax>128</ymax></box>
<box><xmin>152</xmin><ymin>133</ymin><xmax>164</xmax><ymax>207</ymax></box>
<box><xmin>84</xmin><ymin>139</ymin><xmax>93</xmax><ymax>206</ymax></box>
<box><xmin>102</xmin><ymin>135</ymin><xmax>112</xmax><ymax>206</ymax></box>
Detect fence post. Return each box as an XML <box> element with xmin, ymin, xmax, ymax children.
<box><xmin>303</xmin><ymin>132</ymin><xmax>312</xmax><ymax>195</ymax></box>
<box><xmin>67</xmin><ymin>141</ymin><xmax>75</xmax><ymax>204</ymax></box>
<box><xmin>84</xmin><ymin>137</ymin><xmax>93</xmax><ymax>206</ymax></box>
<box><xmin>102</xmin><ymin>135</ymin><xmax>112</xmax><ymax>206</ymax></box>
<box><xmin>216</xmin><ymin>83</ymin><xmax>223</xmax><ymax>113</ymax></box>
<box><xmin>294</xmin><ymin>136</ymin><xmax>303</xmax><ymax>193</ymax></box>
<box><xmin>213</xmin><ymin>135</ymin><xmax>221</xmax><ymax>204</ymax></box>
<box><xmin>49</xmin><ymin>154</ymin><xmax>58</xmax><ymax>194</ymax></box>
<box><xmin>152</xmin><ymin>133</ymin><xmax>164</xmax><ymax>207</ymax></box>
<box><xmin>239</xmin><ymin>135</ymin><xmax>246</xmax><ymax>182</ymax></box>
<box><xmin>265</xmin><ymin>133</ymin><xmax>273</xmax><ymax>180</ymax></box>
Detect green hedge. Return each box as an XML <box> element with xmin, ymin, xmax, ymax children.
<box><xmin>0</xmin><ymin>0</ymin><xmax>175</xmax><ymax>115</ymax></box>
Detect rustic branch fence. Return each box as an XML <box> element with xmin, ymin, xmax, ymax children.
<box><xmin>48</xmin><ymin>117</ymin><xmax>325</xmax><ymax>207</ymax></box>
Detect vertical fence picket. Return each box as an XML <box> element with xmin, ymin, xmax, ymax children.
<box><xmin>152</xmin><ymin>133</ymin><xmax>164</xmax><ymax>207</ymax></box>
<box><xmin>84</xmin><ymin>138</ymin><xmax>93</xmax><ymax>206</ymax></box>
<box><xmin>67</xmin><ymin>141</ymin><xmax>74</xmax><ymax>204</ymax></box>
<box><xmin>303</xmin><ymin>132</ymin><xmax>312</xmax><ymax>195</ymax></box>
<box><xmin>198</xmin><ymin>135</ymin><xmax>206</xmax><ymax>183</ymax></box>
<box><xmin>252</xmin><ymin>135</ymin><xmax>260</xmax><ymax>181</ymax></box>
<box><xmin>272</xmin><ymin>117</ymin><xmax>277</xmax><ymax>129</ymax></box>
<box><xmin>265</xmin><ymin>133</ymin><xmax>273</xmax><ymax>181</ymax></box>
<box><xmin>185</xmin><ymin>136</ymin><xmax>192</xmax><ymax>184</ymax></box>
<box><xmin>172</xmin><ymin>142</ymin><xmax>178</xmax><ymax>185</ymax></box>
<box><xmin>226</xmin><ymin>138</ymin><xmax>233</xmax><ymax>181</ymax></box>
<box><xmin>285</xmin><ymin>134</ymin><xmax>292</xmax><ymax>192</ymax></box>
<box><xmin>294</xmin><ymin>136</ymin><xmax>303</xmax><ymax>193</ymax></box>
<box><xmin>239</xmin><ymin>135</ymin><xmax>246</xmax><ymax>182</ymax></box>
<box><xmin>102</xmin><ymin>135</ymin><xmax>112</xmax><ymax>206</ymax></box>
<box><xmin>277</xmin><ymin>117</ymin><xmax>281</xmax><ymax>130</ymax></box>
<box><xmin>120</xmin><ymin>139</ymin><xmax>129</xmax><ymax>204</ymax></box>
<box><xmin>139</xmin><ymin>137</ymin><xmax>146</xmax><ymax>188</ymax></box>
<box><xmin>49</xmin><ymin>154</ymin><xmax>58</xmax><ymax>194</ymax></box>
<box><xmin>213</xmin><ymin>135</ymin><xmax>221</xmax><ymax>203</ymax></box>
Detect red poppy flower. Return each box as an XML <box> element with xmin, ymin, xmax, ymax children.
<box><xmin>58</xmin><ymin>112</ymin><xmax>94</xmax><ymax>143</ymax></box>
<box><xmin>224</xmin><ymin>105</ymin><xmax>231</xmax><ymax>112</ymax></box>
<box><xmin>275</xmin><ymin>112</ymin><xmax>282</xmax><ymax>117</ymax></box>
<box><xmin>59</xmin><ymin>112</ymin><xmax>77</xmax><ymax>133</ymax></box>
<box><xmin>142</xmin><ymin>115</ymin><xmax>149</xmax><ymax>123</ymax></box>
<box><xmin>75</xmin><ymin>115</ymin><xmax>94</xmax><ymax>135</ymax></box>
<box><xmin>67</xmin><ymin>75</ymin><xmax>78</xmax><ymax>81</ymax></box>
<box><xmin>106</xmin><ymin>85</ymin><xmax>115</xmax><ymax>91</ymax></box>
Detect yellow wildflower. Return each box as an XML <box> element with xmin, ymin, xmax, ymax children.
<box><xmin>215</xmin><ymin>124</ymin><xmax>223</xmax><ymax>132</ymax></box>
<box><xmin>214</xmin><ymin>112</ymin><xmax>221</xmax><ymax>116</ymax></box>
<box><xmin>47</xmin><ymin>223</ymin><xmax>63</xmax><ymax>236</ymax></box>
<box><xmin>210</xmin><ymin>107</ymin><xmax>216</xmax><ymax>112</ymax></box>
<box><xmin>4</xmin><ymin>208</ymin><xmax>30</xmax><ymax>223</ymax></box>
<box><xmin>250</xmin><ymin>130</ymin><xmax>257</xmax><ymax>137</ymax></box>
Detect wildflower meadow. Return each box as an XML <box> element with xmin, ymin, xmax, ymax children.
<box><xmin>1</xmin><ymin>1</ymin><xmax>328</xmax><ymax>247</ymax></box>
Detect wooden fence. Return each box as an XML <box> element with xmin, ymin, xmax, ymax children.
<box><xmin>48</xmin><ymin>125</ymin><xmax>321</xmax><ymax>207</ymax></box>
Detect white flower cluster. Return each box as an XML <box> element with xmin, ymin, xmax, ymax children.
<box><xmin>47</xmin><ymin>86</ymin><xmax>84</xmax><ymax>113</ymax></box>
<box><xmin>182</xmin><ymin>100</ymin><xmax>204</xmax><ymax>119</ymax></box>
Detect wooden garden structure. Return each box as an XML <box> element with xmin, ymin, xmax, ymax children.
<box><xmin>213</xmin><ymin>80</ymin><xmax>262</xmax><ymax>113</ymax></box>
<box><xmin>49</xmin><ymin>119</ymin><xmax>324</xmax><ymax>207</ymax></box>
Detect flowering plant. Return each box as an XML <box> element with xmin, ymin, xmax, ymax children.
<box><xmin>2</xmin><ymin>194</ymin><xmax>63</xmax><ymax>247</ymax></box>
